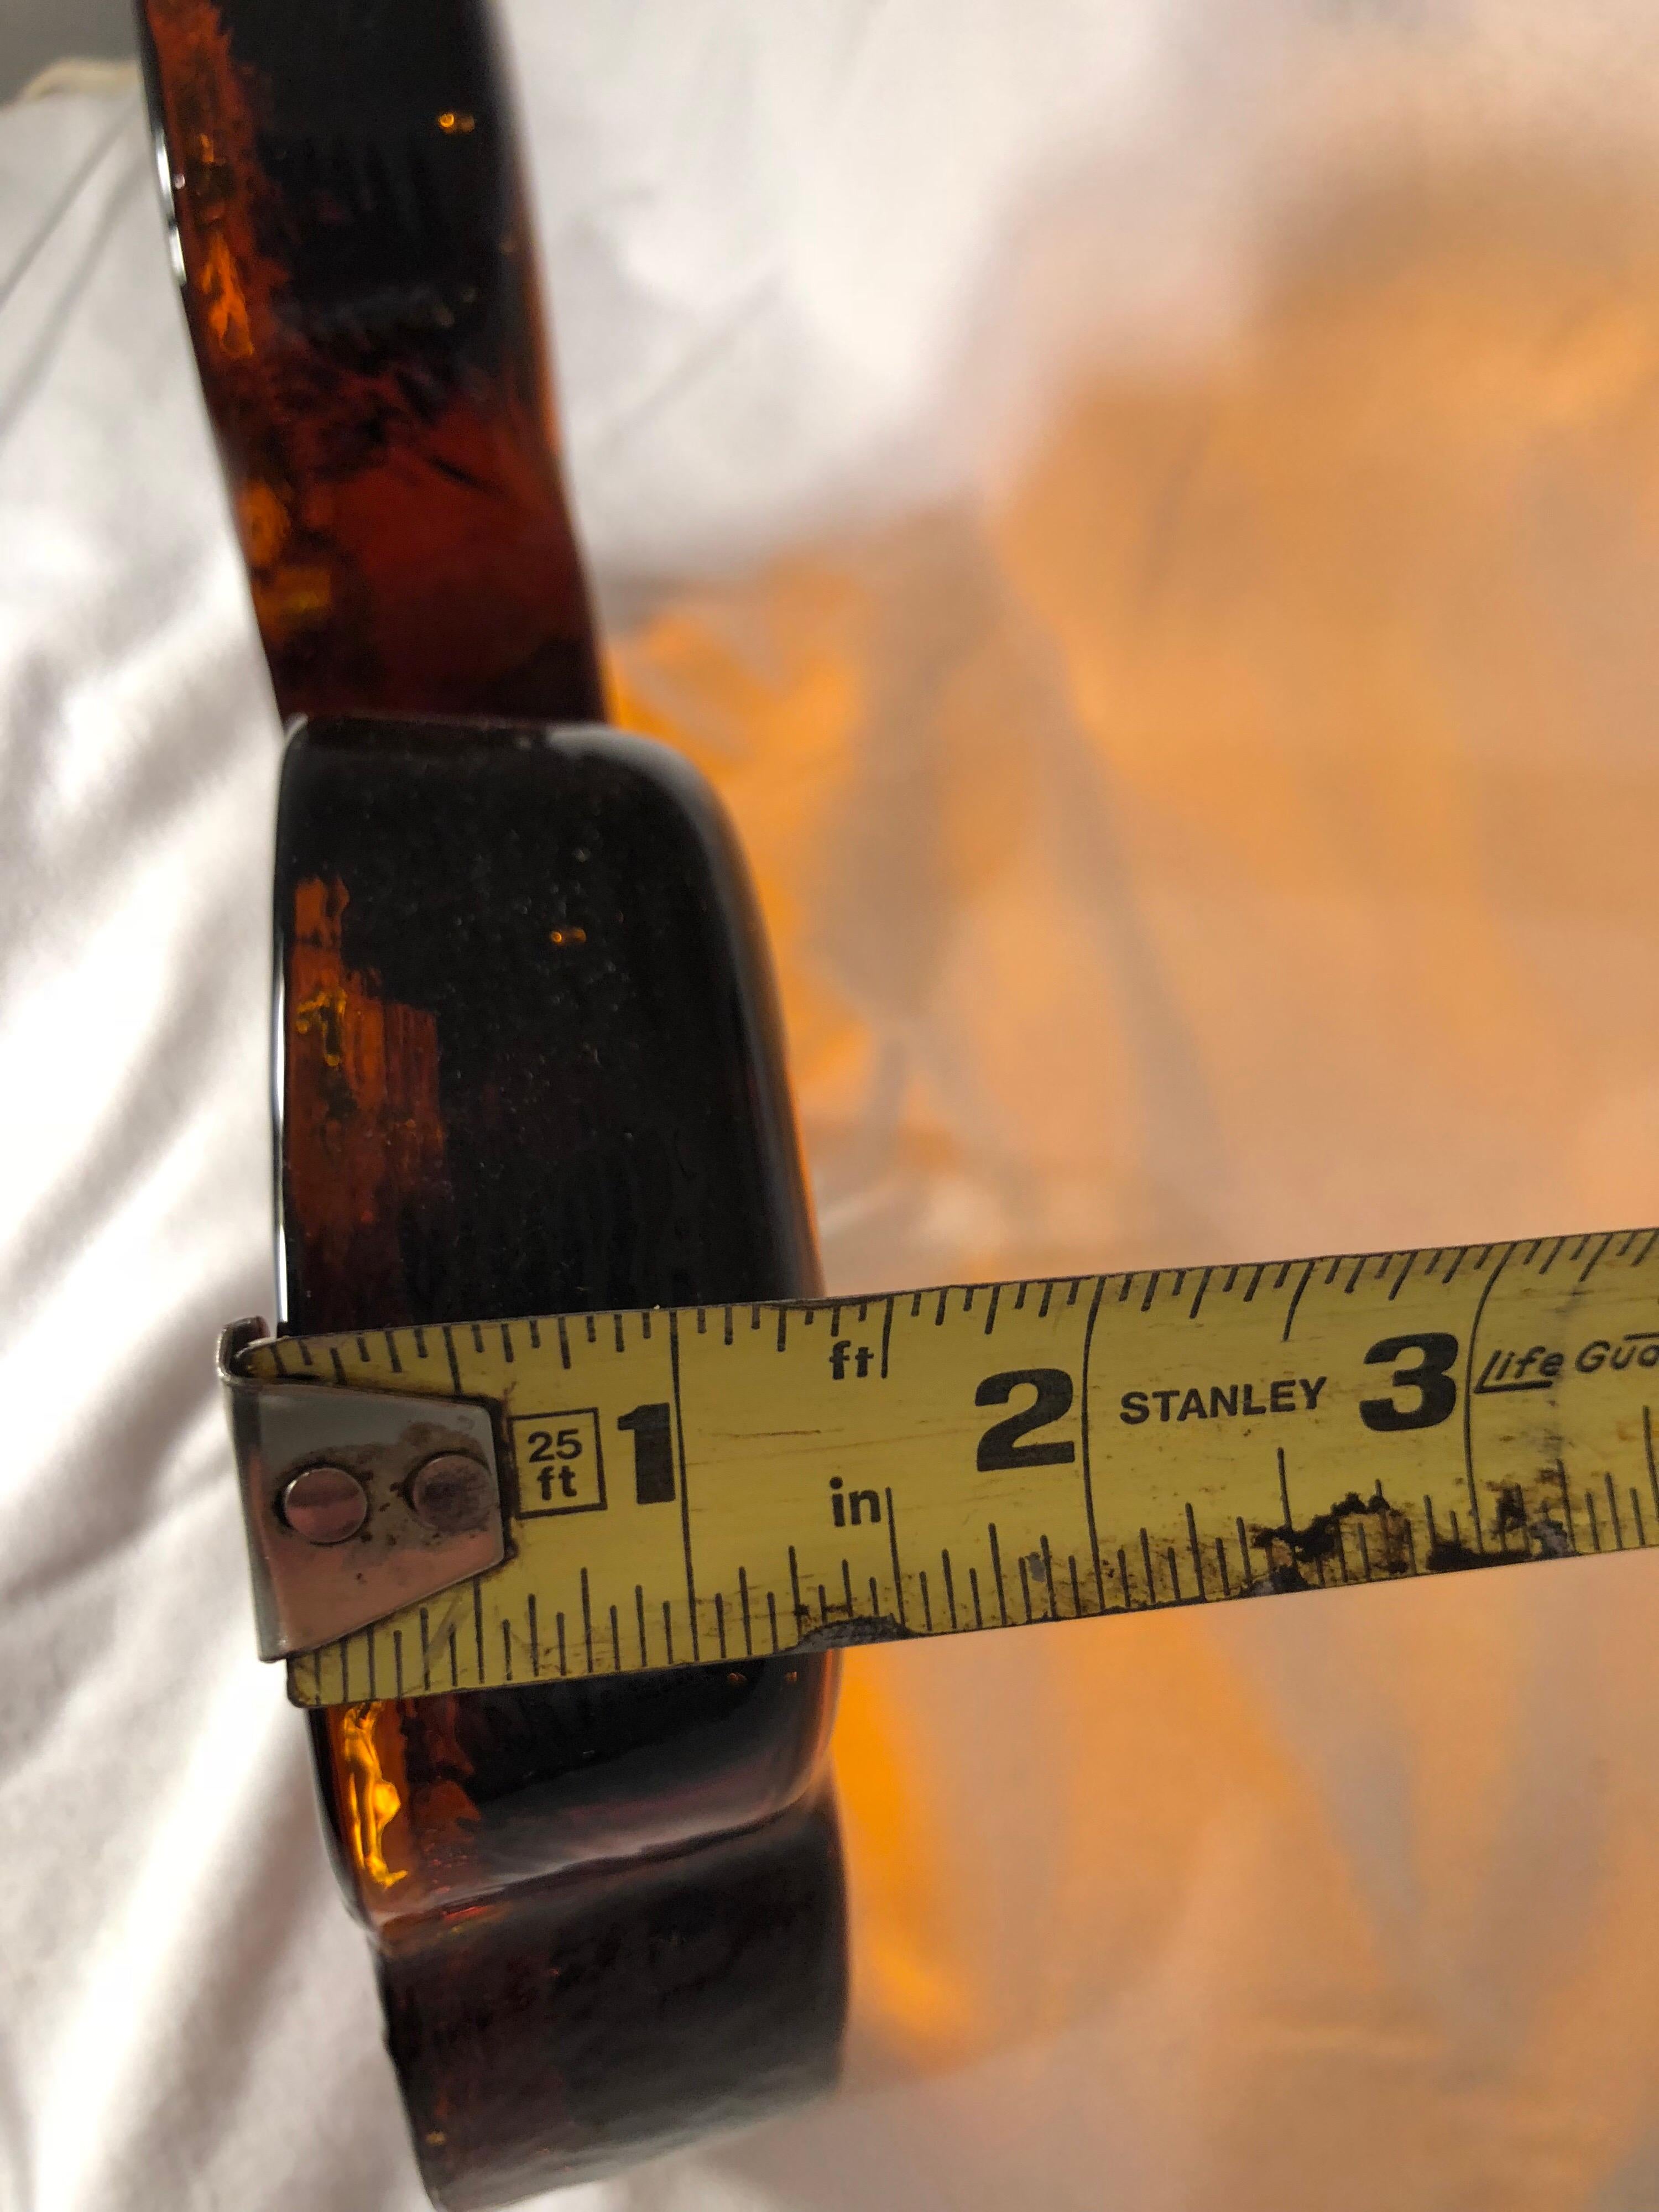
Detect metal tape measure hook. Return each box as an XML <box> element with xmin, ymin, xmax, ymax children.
<box><xmin>218</xmin><ymin>1321</ymin><xmax>508</xmax><ymax>1660</ymax></box>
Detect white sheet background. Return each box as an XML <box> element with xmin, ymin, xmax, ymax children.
<box><xmin>7</xmin><ymin>7</ymin><xmax>1659</xmax><ymax>2207</ymax></box>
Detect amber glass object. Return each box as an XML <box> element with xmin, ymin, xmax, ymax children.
<box><xmin>137</xmin><ymin>2</ymin><xmax>846</xmax><ymax>2199</ymax></box>
<box><xmin>280</xmin><ymin>720</ymin><xmax>846</xmax><ymax>2196</ymax></box>
<box><xmin>136</xmin><ymin>0</ymin><xmax>601</xmax><ymax>721</ymax></box>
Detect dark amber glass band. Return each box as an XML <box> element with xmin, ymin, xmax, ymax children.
<box><xmin>136</xmin><ymin>0</ymin><xmax>601</xmax><ymax>721</ymax></box>
<box><xmin>279</xmin><ymin>719</ymin><xmax>847</xmax><ymax>2201</ymax></box>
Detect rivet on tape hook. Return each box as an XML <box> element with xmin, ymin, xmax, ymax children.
<box><xmin>217</xmin><ymin>1319</ymin><xmax>507</xmax><ymax>1660</ymax></box>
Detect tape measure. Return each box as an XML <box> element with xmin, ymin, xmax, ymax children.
<box><xmin>233</xmin><ymin>1225</ymin><xmax>1659</xmax><ymax>1708</ymax></box>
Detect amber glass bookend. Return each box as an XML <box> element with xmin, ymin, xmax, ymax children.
<box><xmin>135</xmin><ymin>0</ymin><xmax>850</xmax><ymax>2195</ymax></box>
<box><xmin>277</xmin><ymin>718</ymin><xmax>846</xmax><ymax>2201</ymax></box>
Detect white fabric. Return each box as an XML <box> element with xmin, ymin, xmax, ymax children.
<box><xmin>7</xmin><ymin>9</ymin><xmax>1659</xmax><ymax>2208</ymax></box>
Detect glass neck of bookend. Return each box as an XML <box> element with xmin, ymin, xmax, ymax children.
<box><xmin>137</xmin><ymin>0</ymin><xmax>605</xmax><ymax>725</ymax></box>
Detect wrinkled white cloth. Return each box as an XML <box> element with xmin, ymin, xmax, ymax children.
<box><xmin>8</xmin><ymin>8</ymin><xmax>1659</xmax><ymax>2209</ymax></box>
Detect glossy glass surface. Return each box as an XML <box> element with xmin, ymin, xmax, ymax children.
<box><xmin>276</xmin><ymin>718</ymin><xmax>846</xmax><ymax>2199</ymax></box>
<box><xmin>275</xmin><ymin>721</ymin><xmax>821</xmax><ymax>1333</ymax></box>
<box><xmin>380</xmin><ymin>1790</ymin><xmax>846</xmax><ymax>2206</ymax></box>
<box><xmin>136</xmin><ymin>0</ymin><xmax>601</xmax><ymax>721</ymax></box>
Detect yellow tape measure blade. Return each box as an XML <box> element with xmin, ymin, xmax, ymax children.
<box><xmin>248</xmin><ymin>1229</ymin><xmax>1659</xmax><ymax>1706</ymax></box>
